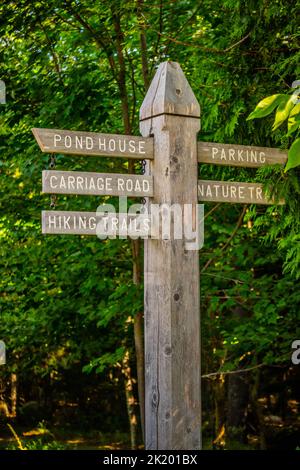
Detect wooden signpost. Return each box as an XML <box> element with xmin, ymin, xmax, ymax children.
<box><xmin>33</xmin><ymin>60</ymin><xmax>286</xmax><ymax>451</ymax></box>
<box><xmin>140</xmin><ymin>62</ymin><xmax>201</xmax><ymax>450</ymax></box>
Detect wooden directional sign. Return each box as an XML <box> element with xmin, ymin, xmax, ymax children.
<box><xmin>198</xmin><ymin>179</ymin><xmax>285</xmax><ymax>205</ymax></box>
<box><xmin>36</xmin><ymin>60</ymin><xmax>289</xmax><ymax>451</ymax></box>
<box><xmin>198</xmin><ymin>141</ymin><xmax>287</xmax><ymax>167</ymax></box>
<box><xmin>32</xmin><ymin>128</ymin><xmax>154</xmax><ymax>159</ymax></box>
<box><xmin>42</xmin><ymin>211</ymin><xmax>151</xmax><ymax>237</ymax></box>
<box><xmin>42</xmin><ymin>170</ymin><xmax>153</xmax><ymax>197</ymax></box>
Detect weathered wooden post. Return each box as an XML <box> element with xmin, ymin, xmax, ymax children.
<box><xmin>139</xmin><ymin>61</ymin><xmax>201</xmax><ymax>450</ymax></box>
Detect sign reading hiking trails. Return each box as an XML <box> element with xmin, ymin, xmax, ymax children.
<box><xmin>33</xmin><ymin>60</ymin><xmax>286</xmax><ymax>451</ymax></box>
<box><xmin>42</xmin><ymin>170</ymin><xmax>153</xmax><ymax>197</ymax></box>
<box><xmin>198</xmin><ymin>180</ymin><xmax>284</xmax><ymax>205</ymax></box>
<box><xmin>32</xmin><ymin>128</ymin><xmax>154</xmax><ymax>159</ymax></box>
<box><xmin>42</xmin><ymin>211</ymin><xmax>151</xmax><ymax>237</ymax></box>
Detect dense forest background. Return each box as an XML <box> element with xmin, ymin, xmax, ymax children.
<box><xmin>0</xmin><ymin>0</ymin><xmax>300</xmax><ymax>450</ymax></box>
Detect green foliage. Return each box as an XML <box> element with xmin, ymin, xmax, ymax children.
<box><xmin>247</xmin><ymin>91</ymin><xmax>300</xmax><ymax>171</ymax></box>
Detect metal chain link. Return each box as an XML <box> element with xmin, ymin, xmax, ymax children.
<box><xmin>48</xmin><ymin>154</ymin><xmax>57</xmax><ymax>209</ymax></box>
<box><xmin>141</xmin><ymin>159</ymin><xmax>147</xmax><ymax>206</ymax></box>
<box><xmin>141</xmin><ymin>159</ymin><xmax>147</xmax><ymax>175</ymax></box>
<box><xmin>48</xmin><ymin>154</ymin><xmax>56</xmax><ymax>169</ymax></box>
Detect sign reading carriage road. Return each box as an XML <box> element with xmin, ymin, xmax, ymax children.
<box><xmin>42</xmin><ymin>170</ymin><xmax>153</xmax><ymax>197</ymax></box>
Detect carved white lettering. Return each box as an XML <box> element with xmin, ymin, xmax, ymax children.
<box><xmin>259</xmin><ymin>152</ymin><xmax>266</xmax><ymax>163</ymax></box>
<box><xmin>75</xmin><ymin>136</ymin><xmax>83</xmax><ymax>149</ymax></box>
<box><xmin>256</xmin><ymin>187</ymin><xmax>263</xmax><ymax>199</ymax></box>
<box><xmin>129</xmin><ymin>140</ymin><xmax>136</xmax><ymax>153</ymax></box>
<box><xmin>65</xmin><ymin>135</ymin><xmax>72</xmax><ymax>148</ymax></box>
<box><xmin>50</xmin><ymin>176</ymin><xmax>57</xmax><ymax>188</ymax></box>
<box><xmin>54</xmin><ymin>135</ymin><xmax>61</xmax><ymax>147</ymax></box>
<box><xmin>212</xmin><ymin>147</ymin><xmax>218</xmax><ymax>159</ymax></box>
<box><xmin>86</xmin><ymin>137</ymin><xmax>93</xmax><ymax>150</ymax></box>
<box><xmin>139</xmin><ymin>141</ymin><xmax>145</xmax><ymax>154</ymax></box>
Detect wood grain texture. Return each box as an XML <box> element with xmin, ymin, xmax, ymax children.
<box><xmin>140</xmin><ymin>61</ymin><xmax>201</xmax><ymax>450</ymax></box>
<box><xmin>198</xmin><ymin>141</ymin><xmax>287</xmax><ymax>167</ymax></box>
<box><xmin>32</xmin><ymin>128</ymin><xmax>154</xmax><ymax>159</ymax></box>
<box><xmin>42</xmin><ymin>211</ymin><xmax>151</xmax><ymax>237</ymax></box>
<box><xmin>198</xmin><ymin>179</ymin><xmax>285</xmax><ymax>205</ymax></box>
<box><xmin>140</xmin><ymin>62</ymin><xmax>200</xmax><ymax>121</ymax></box>
<box><xmin>42</xmin><ymin>170</ymin><xmax>153</xmax><ymax>197</ymax></box>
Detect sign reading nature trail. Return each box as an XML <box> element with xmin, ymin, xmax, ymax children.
<box><xmin>198</xmin><ymin>180</ymin><xmax>284</xmax><ymax>205</ymax></box>
<box><xmin>33</xmin><ymin>60</ymin><xmax>285</xmax><ymax>451</ymax></box>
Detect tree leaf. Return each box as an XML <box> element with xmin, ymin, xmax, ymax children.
<box><xmin>246</xmin><ymin>94</ymin><xmax>286</xmax><ymax>120</ymax></box>
<box><xmin>272</xmin><ymin>95</ymin><xmax>295</xmax><ymax>131</ymax></box>
<box><xmin>285</xmin><ymin>138</ymin><xmax>300</xmax><ymax>172</ymax></box>
<box><xmin>287</xmin><ymin>103</ymin><xmax>300</xmax><ymax>135</ymax></box>
<box><xmin>289</xmin><ymin>102</ymin><xmax>300</xmax><ymax>118</ymax></box>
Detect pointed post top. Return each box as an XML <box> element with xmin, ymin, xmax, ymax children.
<box><xmin>139</xmin><ymin>61</ymin><xmax>200</xmax><ymax>122</ymax></box>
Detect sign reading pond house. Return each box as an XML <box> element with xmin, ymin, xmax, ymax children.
<box><xmin>198</xmin><ymin>179</ymin><xmax>284</xmax><ymax>205</ymax></box>
<box><xmin>42</xmin><ymin>211</ymin><xmax>151</xmax><ymax>237</ymax></box>
<box><xmin>42</xmin><ymin>170</ymin><xmax>153</xmax><ymax>197</ymax></box>
<box><xmin>32</xmin><ymin>128</ymin><xmax>154</xmax><ymax>159</ymax></box>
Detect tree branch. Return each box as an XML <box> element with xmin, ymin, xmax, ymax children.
<box><xmin>111</xmin><ymin>7</ymin><xmax>131</xmax><ymax>135</ymax></box>
<box><xmin>201</xmin><ymin>205</ymin><xmax>247</xmax><ymax>273</ymax></box>
<box><xmin>202</xmin><ymin>363</ymin><xmax>265</xmax><ymax>379</ymax></box>
<box><xmin>224</xmin><ymin>32</ymin><xmax>251</xmax><ymax>52</ymax></box>
<box><xmin>137</xmin><ymin>0</ymin><xmax>150</xmax><ymax>90</ymax></box>
<box><xmin>63</xmin><ymin>0</ymin><xmax>118</xmax><ymax>81</ymax></box>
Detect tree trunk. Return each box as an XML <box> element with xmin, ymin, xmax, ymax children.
<box><xmin>251</xmin><ymin>368</ymin><xmax>267</xmax><ymax>450</ymax></box>
<box><xmin>10</xmin><ymin>373</ymin><xmax>17</xmax><ymax>418</ymax></box>
<box><xmin>212</xmin><ymin>375</ymin><xmax>226</xmax><ymax>449</ymax></box>
<box><xmin>122</xmin><ymin>350</ymin><xmax>138</xmax><ymax>449</ymax></box>
<box><xmin>112</xmin><ymin>9</ymin><xmax>145</xmax><ymax>443</ymax></box>
<box><xmin>227</xmin><ymin>373</ymin><xmax>249</xmax><ymax>444</ymax></box>
<box><xmin>137</xmin><ymin>0</ymin><xmax>150</xmax><ymax>90</ymax></box>
<box><xmin>133</xmin><ymin>311</ymin><xmax>144</xmax><ymax>439</ymax></box>
<box><xmin>131</xmin><ymin>236</ymin><xmax>145</xmax><ymax>440</ymax></box>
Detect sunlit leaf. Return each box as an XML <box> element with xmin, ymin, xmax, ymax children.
<box><xmin>285</xmin><ymin>138</ymin><xmax>300</xmax><ymax>172</ymax></box>
<box><xmin>246</xmin><ymin>94</ymin><xmax>286</xmax><ymax>120</ymax></box>
<box><xmin>287</xmin><ymin>103</ymin><xmax>300</xmax><ymax>135</ymax></box>
<box><xmin>272</xmin><ymin>95</ymin><xmax>295</xmax><ymax>131</ymax></box>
